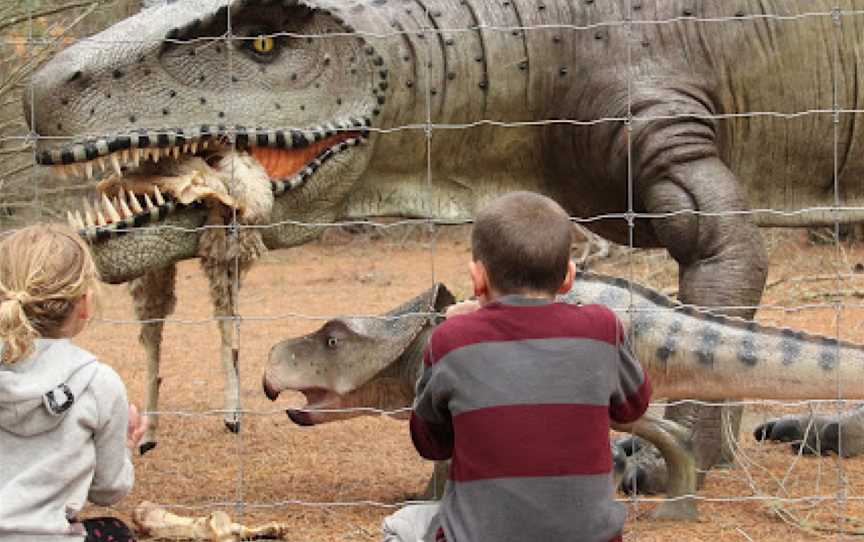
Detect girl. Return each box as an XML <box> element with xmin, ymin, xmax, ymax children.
<box><xmin>0</xmin><ymin>224</ymin><xmax>146</xmax><ymax>542</ymax></box>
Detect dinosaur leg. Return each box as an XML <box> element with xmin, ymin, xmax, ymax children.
<box><xmin>631</xmin><ymin>156</ymin><xmax>768</xmax><ymax>502</ymax></box>
<box><xmin>129</xmin><ymin>265</ymin><xmax>178</xmax><ymax>454</ymax></box>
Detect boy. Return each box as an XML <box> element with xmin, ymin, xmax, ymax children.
<box><xmin>382</xmin><ymin>191</ymin><xmax>651</xmax><ymax>542</ymax></box>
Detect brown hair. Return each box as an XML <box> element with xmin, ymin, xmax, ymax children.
<box><xmin>471</xmin><ymin>191</ymin><xmax>573</xmax><ymax>296</ymax></box>
<box><xmin>0</xmin><ymin>224</ymin><xmax>98</xmax><ymax>364</ymax></box>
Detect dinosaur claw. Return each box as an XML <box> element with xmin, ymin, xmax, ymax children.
<box><xmin>752</xmin><ymin>420</ymin><xmax>776</xmax><ymax>441</ymax></box>
<box><xmin>139</xmin><ymin>441</ymin><xmax>157</xmax><ymax>455</ymax></box>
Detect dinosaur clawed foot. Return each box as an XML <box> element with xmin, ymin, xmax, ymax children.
<box><xmin>139</xmin><ymin>441</ymin><xmax>157</xmax><ymax>455</ymax></box>
<box><xmin>754</xmin><ymin>413</ymin><xmax>851</xmax><ymax>456</ymax></box>
<box><xmin>613</xmin><ymin>436</ymin><xmax>667</xmax><ymax>496</ymax></box>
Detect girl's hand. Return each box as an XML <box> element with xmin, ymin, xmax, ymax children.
<box><xmin>445</xmin><ymin>299</ymin><xmax>481</xmax><ymax>318</ymax></box>
<box><xmin>127</xmin><ymin>404</ymin><xmax>148</xmax><ymax>451</ymax></box>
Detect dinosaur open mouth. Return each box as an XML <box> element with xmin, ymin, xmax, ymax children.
<box><xmin>285</xmin><ymin>387</ymin><xmax>341</xmax><ymax>426</ymax></box>
<box><xmin>42</xmin><ymin>121</ymin><xmax>369</xmax><ymax>237</ymax></box>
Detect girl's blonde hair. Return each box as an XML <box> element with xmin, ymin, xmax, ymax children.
<box><xmin>0</xmin><ymin>223</ymin><xmax>98</xmax><ymax>364</ymax></box>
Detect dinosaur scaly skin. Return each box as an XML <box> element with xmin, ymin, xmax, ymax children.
<box><xmin>26</xmin><ymin>0</ymin><xmax>864</xmax><ymax>479</ymax></box>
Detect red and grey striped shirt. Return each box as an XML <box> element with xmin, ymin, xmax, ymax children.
<box><xmin>410</xmin><ymin>296</ymin><xmax>651</xmax><ymax>542</ymax></box>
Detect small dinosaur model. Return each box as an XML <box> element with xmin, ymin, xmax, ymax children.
<box><xmin>263</xmin><ymin>271</ymin><xmax>864</xmax><ymax>519</ymax></box>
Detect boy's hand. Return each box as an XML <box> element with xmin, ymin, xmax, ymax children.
<box><xmin>127</xmin><ymin>404</ymin><xmax>149</xmax><ymax>451</ymax></box>
<box><xmin>445</xmin><ymin>299</ymin><xmax>481</xmax><ymax>318</ymax></box>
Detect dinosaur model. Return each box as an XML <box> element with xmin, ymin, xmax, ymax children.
<box><xmin>263</xmin><ymin>272</ymin><xmax>864</xmax><ymax>519</ymax></box>
<box><xmin>26</xmin><ymin>0</ymin><xmax>864</xmax><ymax>468</ymax></box>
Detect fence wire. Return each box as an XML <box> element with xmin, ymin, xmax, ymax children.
<box><xmin>3</xmin><ymin>2</ymin><xmax>864</xmax><ymax>540</ymax></box>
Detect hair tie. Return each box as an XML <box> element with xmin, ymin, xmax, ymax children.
<box><xmin>2</xmin><ymin>291</ymin><xmax>30</xmax><ymax>306</ymax></box>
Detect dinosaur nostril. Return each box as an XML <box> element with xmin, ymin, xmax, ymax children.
<box><xmin>67</xmin><ymin>70</ymin><xmax>82</xmax><ymax>83</ymax></box>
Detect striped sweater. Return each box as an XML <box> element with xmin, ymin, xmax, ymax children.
<box><xmin>410</xmin><ymin>296</ymin><xmax>651</xmax><ymax>542</ymax></box>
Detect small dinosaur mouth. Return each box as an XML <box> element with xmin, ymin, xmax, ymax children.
<box><xmin>46</xmin><ymin>121</ymin><xmax>369</xmax><ymax>236</ymax></box>
<box><xmin>285</xmin><ymin>387</ymin><xmax>341</xmax><ymax>426</ymax></box>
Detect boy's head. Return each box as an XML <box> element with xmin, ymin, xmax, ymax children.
<box><xmin>470</xmin><ymin>191</ymin><xmax>575</xmax><ymax>300</ymax></box>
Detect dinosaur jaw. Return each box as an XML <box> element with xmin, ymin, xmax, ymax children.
<box><xmin>44</xmin><ymin>121</ymin><xmax>370</xmax><ymax>239</ymax></box>
<box><xmin>285</xmin><ymin>387</ymin><xmax>343</xmax><ymax>426</ymax></box>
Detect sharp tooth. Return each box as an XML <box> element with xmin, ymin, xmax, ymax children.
<box><xmin>128</xmin><ymin>191</ymin><xmax>144</xmax><ymax>214</ymax></box>
<box><xmin>97</xmin><ymin>157</ymin><xmax>106</xmax><ymax>172</ymax></box>
<box><xmin>118</xmin><ymin>189</ymin><xmax>133</xmax><ymax>217</ymax></box>
<box><xmin>102</xmin><ymin>193</ymin><xmax>121</xmax><ymax>223</ymax></box>
<box><xmin>132</xmin><ymin>149</ymin><xmax>140</xmax><ymax>168</ymax></box>
<box><xmin>143</xmin><ymin>193</ymin><xmax>156</xmax><ymax>210</ymax></box>
<box><xmin>153</xmin><ymin>186</ymin><xmax>165</xmax><ymax>206</ymax></box>
<box><xmin>74</xmin><ymin>210</ymin><xmax>85</xmax><ymax>229</ymax></box>
<box><xmin>182</xmin><ymin>143</ymin><xmax>189</xmax><ymax>154</ymax></box>
<box><xmin>84</xmin><ymin>161</ymin><xmax>93</xmax><ymax>179</ymax></box>
<box><xmin>66</xmin><ymin>211</ymin><xmax>76</xmax><ymax>228</ymax></box>
<box><xmin>82</xmin><ymin>199</ymin><xmax>95</xmax><ymax>227</ymax></box>
<box><xmin>110</xmin><ymin>154</ymin><xmax>122</xmax><ymax>176</ymax></box>
<box><xmin>121</xmin><ymin>149</ymin><xmax>130</xmax><ymax>164</ymax></box>
<box><xmin>96</xmin><ymin>210</ymin><xmax>107</xmax><ymax>226</ymax></box>
<box><xmin>201</xmin><ymin>141</ymin><xmax>209</xmax><ymax>150</ymax></box>
<box><xmin>151</xmin><ymin>148</ymin><xmax>160</xmax><ymax>163</ymax></box>
<box><xmin>172</xmin><ymin>146</ymin><xmax>180</xmax><ymax>159</ymax></box>
<box><xmin>190</xmin><ymin>141</ymin><xmax>198</xmax><ymax>154</ymax></box>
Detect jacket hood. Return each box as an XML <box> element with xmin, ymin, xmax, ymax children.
<box><xmin>0</xmin><ymin>338</ymin><xmax>97</xmax><ymax>436</ymax></box>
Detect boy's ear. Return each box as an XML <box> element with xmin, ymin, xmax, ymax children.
<box><xmin>469</xmin><ymin>261</ymin><xmax>489</xmax><ymax>299</ymax></box>
<box><xmin>77</xmin><ymin>290</ymin><xmax>94</xmax><ymax>321</ymax></box>
<box><xmin>557</xmin><ymin>261</ymin><xmax>577</xmax><ymax>295</ymax></box>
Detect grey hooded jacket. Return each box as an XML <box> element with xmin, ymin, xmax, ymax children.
<box><xmin>0</xmin><ymin>338</ymin><xmax>134</xmax><ymax>541</ymax></box>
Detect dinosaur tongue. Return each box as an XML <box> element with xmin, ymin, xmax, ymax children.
<box><xmin>247</xmin><ymin>132</ymin><xmax>358</xmax><ymax>180</ymax></box>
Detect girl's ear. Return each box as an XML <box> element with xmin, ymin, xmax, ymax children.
<box><xmin>557</xmin><ymin>261</ymin><xmax>577</xmax><ymax>294</ymax></box>
<box><xmin>77</xmin><ymin>289</ymin><xmax>94</xmax><ymax>321</ymax></box>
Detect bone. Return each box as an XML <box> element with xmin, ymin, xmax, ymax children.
<box><xmin>133</xmin><ymin>501</ymin><xmax>290</xmax><ymax>542</ymax></box>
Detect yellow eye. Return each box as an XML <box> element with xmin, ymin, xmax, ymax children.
<box><xmin>252</xmin><ymin>36</ymin><xmax>275</xmax><ymax>54</ymax></box>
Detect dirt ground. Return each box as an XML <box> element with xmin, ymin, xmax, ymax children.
<box><xmin>79</xmin><ymin>226</ymin><xmax>864</xmax><ymax>541</ymax></box>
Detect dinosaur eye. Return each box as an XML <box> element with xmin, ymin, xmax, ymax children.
<box><xmin>326</xmin><ymin>336</ymin><xmax>339</xmax><ymax>349</ymax></box>
<box><xmin>252</xmin><ymin>36</ymin><xmax>275</xmax><ymax>54</ymax></box>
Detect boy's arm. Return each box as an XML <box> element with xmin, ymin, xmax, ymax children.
<box><xmin>609</xmin><ymin>316</ymin><xmax>652</xmax><ymax>424</ymax></box>
<box><xmin>409</xmin><ymin>347</ymin><xmax>454</xmax><ymax>461</ymax></box>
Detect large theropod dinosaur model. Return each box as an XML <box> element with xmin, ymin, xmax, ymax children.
<box><xmin>26</xmin><ymin>1</ymin><xmax>864</xmax><ymax>469</ymax></box>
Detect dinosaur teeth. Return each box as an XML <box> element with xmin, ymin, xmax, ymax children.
<box><xmin>132</xmin><ymin>148</ymin><xmax>141</xmax><ymax>167</ymax></box>
<box><xmin>84</xmin><ymin>162</ymin><xmax>93</xmax><ymax>179</ymax></box>
<box><xmin>190</xmin><ymin>141</ymin><xmax>198</xmax><ymax>154</ymax></box>
<box><xmin>110</xmin><ymin>154</ymin><xmax>123</xmax><ymax>176</ymax></box>
<box><xmin>118</xmin><ymin>188</ymin><xmax>133</xmax><ymax>218</ymax></box>
<box><xmin>153</xmin><ymin>185</ymin><xmax>165</xmax><ymax>206</ymax></box>
<box><xmin>171</xmin><ymin>146</ymin><xmax>180</xmax><ymax>159</ymax></box>
<box><xmin>74</xmin><ymin>210</ymin><xmax>85</xmax><ymax>229</ymax></box>
<box><xmin>82</xmin><ymin>198</ymin><xmax>95</xmax><ymax>228</ymax></box>
<box><xmin>143</xmin><ymin>193</ymin><xmax>156</xmax><ymax>210</ymax></box>
<box><xmin>96</xmin><ymin>157</ymin><xmax>106</xmax><ymax>173</ymax></box>
<box><xmin>102</xmin><ymin>193</ymin><xmax>122</xmax><ymax>223</ymax></box>
<box><xmin>128</xmin><ymin>191</ymin><xmax>144</xmax><ymax>213</ymax></box>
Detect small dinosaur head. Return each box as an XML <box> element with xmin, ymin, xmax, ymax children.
<box><xmin>27</xmin><ymin>0</ymin><xmax>390</xmax><ymax>278</ymax></box>
<box><xmin>263</xmin><ymin>283</ymin><xmax>455</xmax><ymax>426</ymax></box>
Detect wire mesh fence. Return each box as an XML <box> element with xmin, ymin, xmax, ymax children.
<box><xmin>4</xmin><ymin>1</ymin><xmax>864</xmax><ymax>540</ymax></box>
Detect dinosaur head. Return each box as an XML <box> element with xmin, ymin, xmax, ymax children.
<box><xmin>27</xmin><ymin>0</ymin><xmax>391</xmax><ymax>280</ymax></box>
<box><xmin>263</xmin><ymin>284</ymin><xmax>455</xmax><ymax>426</ymax></box>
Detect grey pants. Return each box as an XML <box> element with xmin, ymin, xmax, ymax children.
<box><xmin>380</xmin><ymin>504</ymin><xmax>441</xmax><ymax>542</ymax></box>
